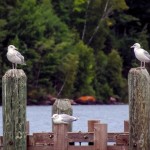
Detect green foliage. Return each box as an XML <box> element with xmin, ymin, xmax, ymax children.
<box><xmin>0</xmin><ymin>0</ymin><xmax>150</xmax><ymax>104</ymax></box>
<box><xmin>106</xmin><ymin>50</ymin><xmax>127</xmax><ymax>100</ymax></box>
<box><xmin>73</xmin><ymin>42</ymin><xmax>96</xmax><ymax>98</ymax></box>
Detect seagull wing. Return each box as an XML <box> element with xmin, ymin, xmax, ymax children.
<box><xmin>143</xmin><ymin>50</ymin><xmax>150</xmax><ymax>59</ymax></box>
<box><xmin>60</xmin><ymin>114</ymin><xmax>77</xmax><ymax>122</ymax></box>
<box><xmin>14</xmin><ymin>50</ymin><xmax>25</xmax><ymax>64</ymax></box>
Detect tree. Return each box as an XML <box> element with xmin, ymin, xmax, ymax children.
<box><xmin>94</xmin><ymin>51</ymin><xmax>113</xmax><ymax>102</ymax></box>
<box><xmin>73</xmin><ymin>42</ymin><xmax>96</xmax><ymax>98</ymax></box>
<box><xmin>106</xmin><ymin>50</ymin><xmax>127</xmax><ymax>101</ymax></box>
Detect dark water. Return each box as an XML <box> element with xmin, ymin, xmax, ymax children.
<box><xmin>0</xmin><ymin>105</ymin><xmax>129</xmax><ymax>135</ymax></box>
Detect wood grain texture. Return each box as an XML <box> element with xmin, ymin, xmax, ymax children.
<box><xmin>94</xmin><ymin>123</ymin><xmax>107</xmax><ymax>150</ymax></box>
<box><xmin>52</xmin><ymin>99</ymin><xmax>73</xmax><ymax>131</ymax></box>
<box><xmin>2</xmin><ymin>69</ymin><xmax>27</xmax><ymax>150</ymax></box>
<box><xmin>128</xmin><ymin>68</ymin><xmax>150</xmax><ymax>150</ymax></box>
<box><xmin>54</xmin><ymin>124</ymin><xmax>68</xmax><ymax>150</ymax></box>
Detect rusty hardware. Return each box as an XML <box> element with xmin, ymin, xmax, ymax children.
<box><xmin>84</xmin><ymin>135</ymin><xmax>88</xmax><ymax>139</ymax></box>
<box><xmin>49</xmin><ymin>134</ymin><xmax>54</xmax><ymax>138</ymax></box>
<box><xmin>133</xmin><ymin>143</ymin><xmax>137</xmax><ymax>147</ymax></box>
<box><xmin>8</xmin><ymin>141</ymin><xmax>13</xmax><ymax>145</ymax></box>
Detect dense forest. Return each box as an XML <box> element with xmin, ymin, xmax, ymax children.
<box><xmin>0</xmin><ymin>0</ymin><xmax>150</xmax><ymax>104</ymax></box>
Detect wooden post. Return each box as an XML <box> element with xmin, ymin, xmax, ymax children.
<box><xmin>128</xmin><ymin>68</ymin><xmax>150</xmax><ymax>149</ymax></box>
<box><xmin>54</xmin><ymin>124</ymin><xmax>68</xmax><ymax>150</ymax></box>
<box><xmin>88</xmin><ymin>120</ymin><xmax>100</xmax><ymax>145</ymax></box>
<box><xmin>52</xmin><ymin>98</ymin><xmax>72</xmax><ymax>131</ymax></box>
<box><xmin>94</xmin><ymin>123</ymin><xmax>107</xmax><ymax>150</ymax></box>
<box><xmin>124</xmin><ymin>120</ymin><xmax>129</xmax><ymax>132</ymax></box>
<box><xmin>2</xmin><ymin>69</ymin><xmax>27</xmax><ymax>150</ymax></box>
<box><xmin>88</xmin><ymin>120</ymin><xmax>100</xmax><ymax>132</ymax></box>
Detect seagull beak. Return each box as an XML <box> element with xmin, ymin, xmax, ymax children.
<box><xmin>15</xmin><ymin>48</ymin><xmax>18</xmax><ymax>50</ymax></box>
<box><xmin>130</xmin><ymin>45</ymin><xmax>134</xmax><ymax>48</ymax></box>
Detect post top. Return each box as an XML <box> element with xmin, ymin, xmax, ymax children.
<box><xmin>3</xmin><ymin>69</ymin><xmax>26</xmax><ymax>78</ymax></box>
<box><xmin>129</xmin><ymin>67</ymin><xmax>149</xmax><ymax>76</ymax></box>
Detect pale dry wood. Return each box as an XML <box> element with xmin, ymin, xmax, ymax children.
<box><xmin>2</xmin><ymin>69</ymin><xmax>27</xmax><ymax>150</ymax></box>
<box><xmin>128</xmin><ymin>68</ymin><xmax>150</xmax><ymax>149</ymax></box>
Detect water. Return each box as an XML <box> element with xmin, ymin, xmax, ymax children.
<box><xmin>0</xmin><ymin>105</ymin><xmax>129</xmax><ymax>135</ymax></box>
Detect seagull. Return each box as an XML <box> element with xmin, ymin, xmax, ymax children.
<box><xmin>7</xmin><ymin>45</ymin><xmax>26</xmax><ymax>69</ymax></box>
<box><xmin>131</xmin><ymin>43</ymin><xmax>150</xmax><ymax>68</ymax></box>
<box><xmin>51</xmin><ymin>114</ymin><xmax>79</xmax><ymax>124</ymax></box>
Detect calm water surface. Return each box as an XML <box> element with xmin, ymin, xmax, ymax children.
<box><xmin>0</xmin><ymin>105</ymin><xmax>129</xmax><ymax>135</ymax></box>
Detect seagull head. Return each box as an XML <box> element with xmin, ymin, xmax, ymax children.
<box><xmin>51</xmin><ymin>114</ymin><xmax>59</xmax><ymax>119</ymax></box>
<box><xmin>131</xmin><ymin>43</ymin><xmax>141</xmax><ymax>49</ymax></box>
<box><xmin>8</xmin><ymin>45</ymin><xmax>18</xmax><ymax>51</ymax></box>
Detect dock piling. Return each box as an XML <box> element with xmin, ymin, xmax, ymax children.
<box><xmin>128</xmin><ymin>68</ymin><xmax>150</xmax><ymax>149</ymax></box>
<box><xmin>2</xmin><ymin>69</ymin><xmax>27</xmax><ymax>150</ymax></box>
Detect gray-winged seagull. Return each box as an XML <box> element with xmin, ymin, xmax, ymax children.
<box><xmin>7</xmin><ymin>45</ymin><xmax>26</xmax><ymax>69</ymax></box>
<box><xmin>131</xmin><ymin>43</ymin><xmax>150</xmax><ymax>68</ymax></box>
<box><xmin>52</xmin><ymin>114</ymin><xmax>79</xmax><ymax>124</ymax></box>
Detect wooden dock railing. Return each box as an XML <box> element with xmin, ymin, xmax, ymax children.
<box><xmin>0</xmin><ymin>120</ymin><xmax>129</xmax><ymax>150</ymax></box>
<box><xmin>2</xmin><ymin>67</ymin><xmax>150</xmax><ymax>150</ymax></box>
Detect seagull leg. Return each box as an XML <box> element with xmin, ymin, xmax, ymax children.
<box><xmin>140</xmin><ymin>62</ymin><xmax>143</xmax><ymax>68</ymax></box>
<box><xmin>15</xmin><ymin>63</ymin><xmax>17</xmax><ymax>69</ymax></box>
<box><xmin>144</xmin><ymin>62</ymin><xmax>145</xmax><ymax>68</ymax></box>
<box><xmin>14</xmin><ymin>63</ymin><xmax>17</xmax><ymax>76</ymax></box>
<box><xmin>12</xmin><ymin>63</ymin><xmax>15</xmax><ymax>76</ymax></box>
<box><xmin>12</xmin><ymin>63</ymin><xmax>14</xmax><ymax>69</ymax></box>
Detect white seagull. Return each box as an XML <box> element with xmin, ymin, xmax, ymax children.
<box><xmin>7</xmin><ymin>45</ymin><xmax>26</xmax><ymax>69</ymax></box>
<box><xmin>52</xmin><ymin>114</ymin><xmax>79</xmax><ymax>124</ymax></box>
<box><xmin>131</xmin><ymin>43</ymin><xmax>150</xmax><ymax>68</ymax></box>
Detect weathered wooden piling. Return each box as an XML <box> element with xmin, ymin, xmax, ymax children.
<box><xmin>2</xmin><ymin>69</ymin><xmax>27</xmax><ymax>150</ymax></box>
<box><xmin>128</xmin><ymin>68</ymin><xmax>150</xmax><ymax>149</ymax></box>
<box><xmin>52</xmin><ymin>98</ymin><xmax>72</xmax><ymax>131</ymax></box>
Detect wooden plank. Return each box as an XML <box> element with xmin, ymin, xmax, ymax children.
<box><xmin>33</xmin><ymin>133</ymin><xmax>54</xmax><ymax>145</ymax></box>
<box><xmin>108</xmin><ymin>133</ymin><xmax>129</xmax><ymax>142</ymax></box>
<box><xmin>0</xmin><ymin>136</ymin><xmax>3</xmax><ymax>146</ymax></box>
<box><xmin>107</xmin><ymin>145</ymin><xmax>128</xmax><ymax>150</ymax></box>
<box><xmin>26</xmin><ymin>121</ymin><xmax>30</xmax><ymax>135</ymax></box>
<box><xmin>116</xmin><ymin>134</ymin><xmax>129</xmax><ymax>145</ymax></box>
<box><xmin>54</xmin><ymin>124</ymin><xmax>68</xmax><ymax>150</ymax></box>
<box><xmin>124</xmin><ymin>120</ymin><xmax>129</xmax><ymax>132</ymax></box>
<box><xmin>68</xmin><ymin>145</ymin><xmax>94</xmax><ymax>150</ymax></box>
<box><xmin>68</xmin><ymin>132</ymin><xmax>93</xmax><ymax>142</ymax></box>
<box><xmin>0</xmin><ymin>146</ymin><xmax>3</xmax><ymax>150</ymax></box>
<box><xmin>94</xmin><ymin>123</ymin><xmax>107</xmax><ymax>150</ymax></box>
<box><xmin>27</xmin><ymin>135</ymin><xmax>35</xmax><ymax>146</ymax></box>
<box><xmin>28</xmin><ymin>145</ymin><xmax>53</xmax><ymax>150</ymax></box>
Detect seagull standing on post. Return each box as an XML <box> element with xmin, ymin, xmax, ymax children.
<box><xmin>131</xmin><ymin>43</ymin><xmax>150</xmax><ymax>68</ymax></box>
<box><xmin>7</xmin><ymin>45</ymin><xmax>26</xmax><ymax>69</ymax></box>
